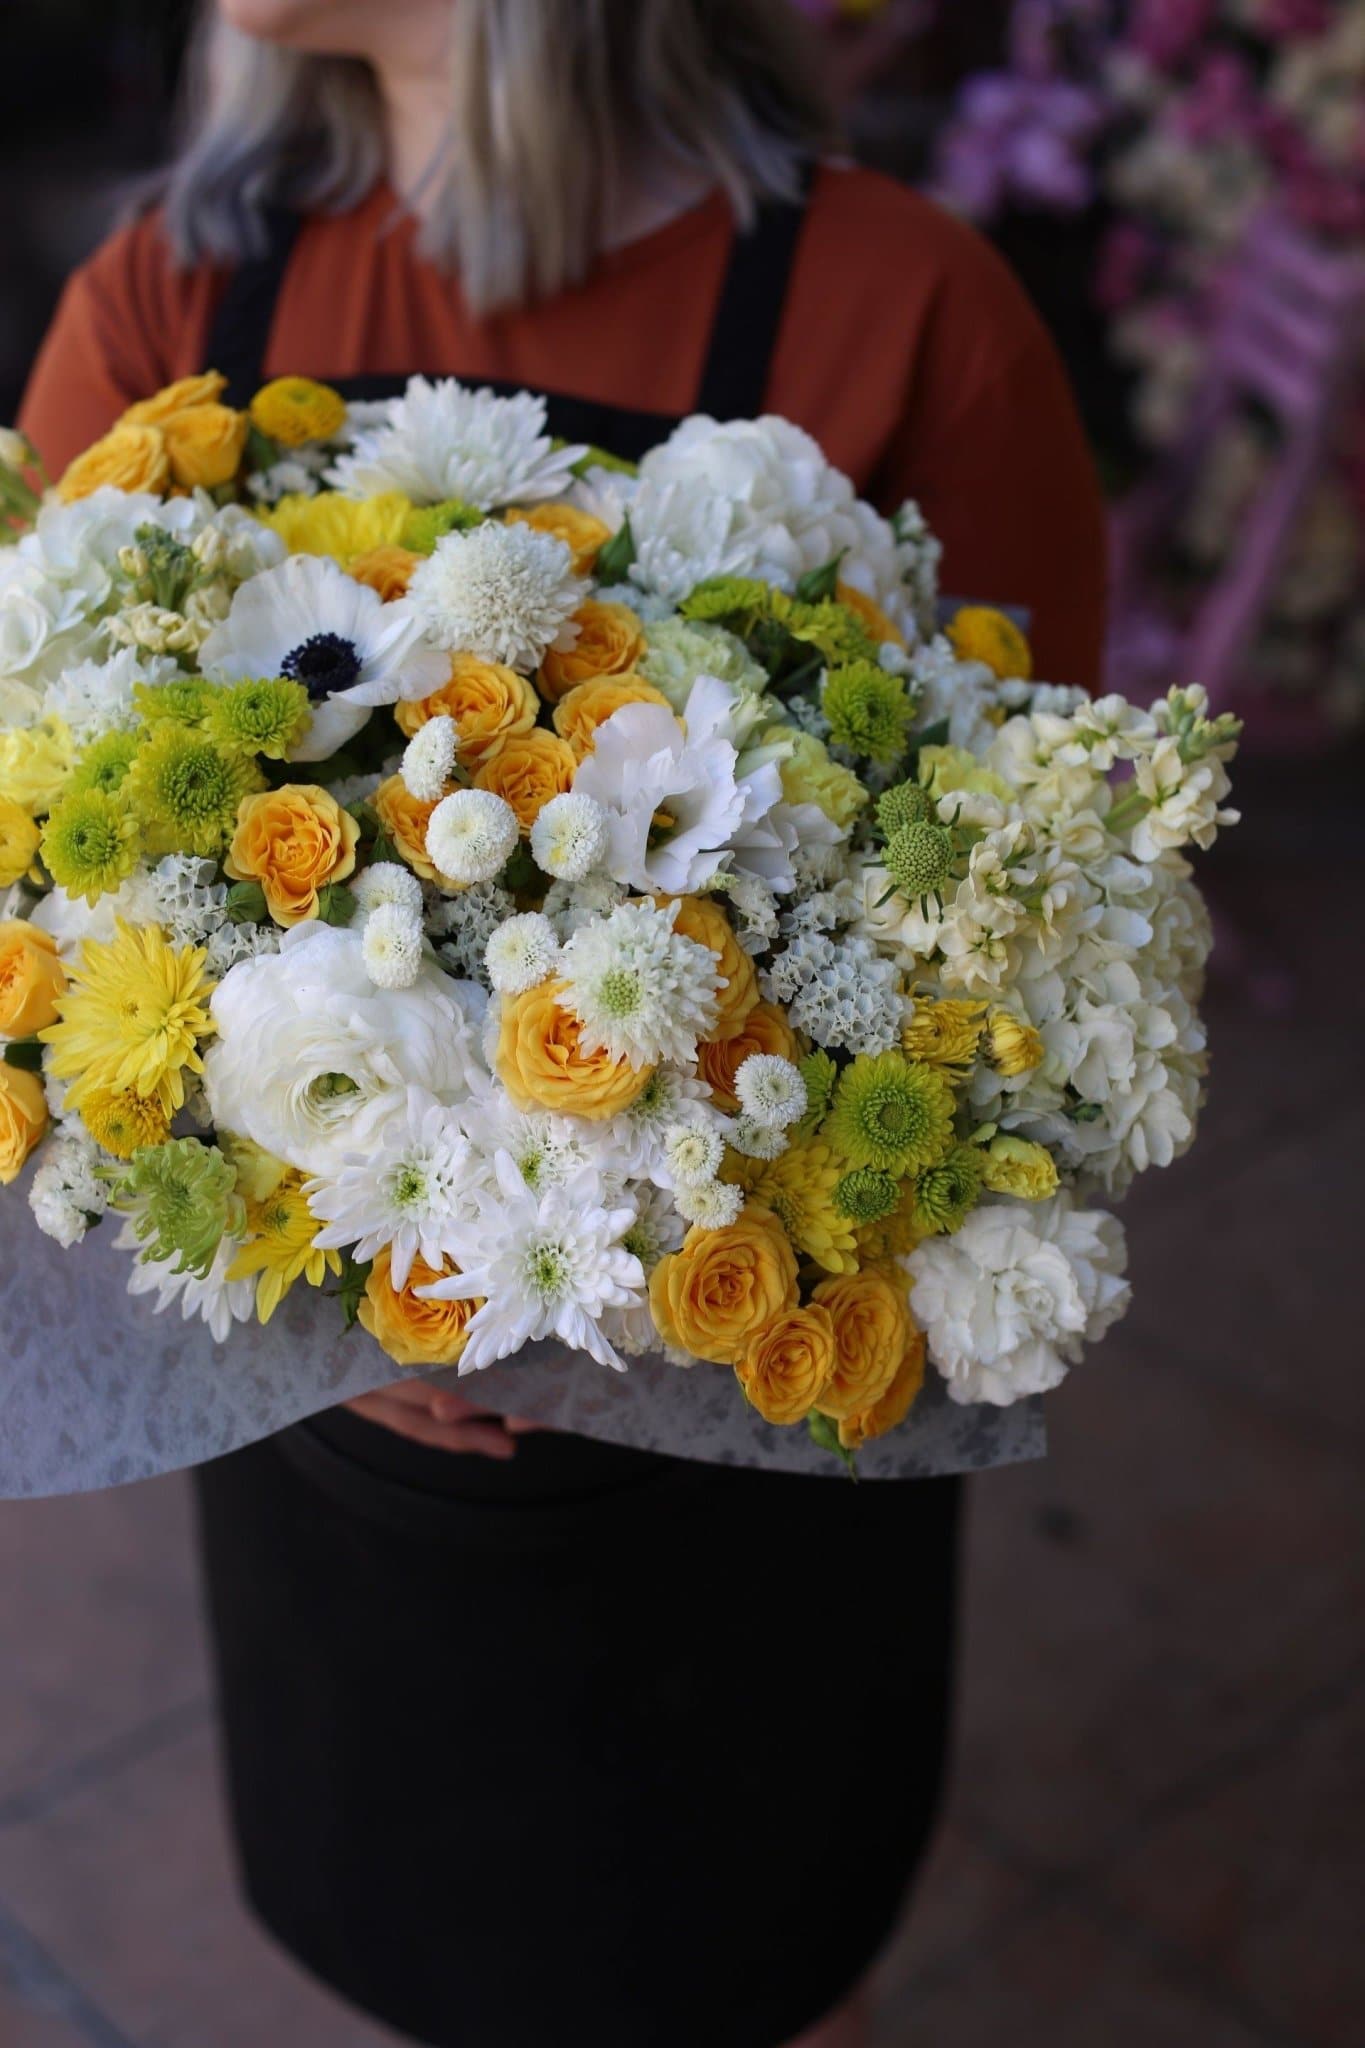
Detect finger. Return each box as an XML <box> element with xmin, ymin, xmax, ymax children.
<box><xmin>346</xmin><ymin>1395</ymin><xmax>517</xmax><ymax>1460</ymax></box>
<box><xmin>502</xmin><ymin>1415</ymin><xmax>548</xmax><ymax>1435</ymax></box>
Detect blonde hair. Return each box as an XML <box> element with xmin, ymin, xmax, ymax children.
<box><xmin>160</xmin><ymin>0</ymin><xmax>833</xmax><ymax>314</ymax></box>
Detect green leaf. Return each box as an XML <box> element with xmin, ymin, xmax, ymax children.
<box><xmin>315</xmin><ymin>883</ymin><xmax>357</xmax><ymax>928</ymax></box>
<box><xmin>594</xmin><ymin>514</ymin><xmax>637</xmax><ymax>582</ymax></box>
<box><xmin>807</xmin><ymin>1411</ymin><xmax>860</xmax><ymax>1479</ymax></box>
<box><xmin>334</xmin><ymin>1252</ymin><xmax>373</xmax><ymax>1332</ymax></box>
<box><xmin>570</xmin><ymin>444</ymin><xmax>638</xmax><ymax>480</ymax></box>
<box><xmin>224</xmin><ymin>880</ymin><xmax>268</xmax><ymax>926</ymax></box>
<box><xmin>911</xmin><ymin>718</ymin><xmax>950</xmax><ymax>752</ymax></box>
<box><xmin>1</xmin><ymin>1038</ymin><xmax>44</xmax><ymax>1072</ymax></box>
<box><xmin>497</xmin><ymin>843</ymin><xmax>540</xmax><ymax>897</ymax></box>
<box><xmin>245</xmin><ymin>422</ymin><xmax>279</xmax><ymax>475</ymax></box>
<box><xmin>794</xmin><ymin>552</ymin><xmax>847</xmax><ymax>605</ymax></box>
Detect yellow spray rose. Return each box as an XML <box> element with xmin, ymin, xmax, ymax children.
<box><xmin>396</xmin><ymin>654</ymin><xmax>538</xmax><ymax>767</ymax></box>
<box><xmin>496</xmin><ymin>979</ymin><xmax>654</xmax><ymax>1121</ymax></box>
<box><xmin>0</xmin><ymin>797</ymin><xmax>41</xmax><ymax>886</ymax></box>
<box><xmin>656</xmin><ymin>895</ymin><xmax>758</xmax><ymax>1042</ymax></box>
<box><xmin>505</xmin><ymin>503</ymin><xmax>611</xmax><ymax>575</ymax></box>
<box><xmin>359</xmin><ymin>1248</ymin><xmax>484</xmax><ymax>1369</ymax></box>
<box><xmin>837</xmin><ymin>1327</ymin><xmax>927</xmax><ymax>1451</ymax></box>
<box><xmin>836</xmin><ymin>580</ymin><xmax>906</xmax><ymax>648</ymax></box>
<box><xmin>226</xmin><ymin>785</ymin><xmax>360</xmax><ymax>926</ymax></box>
<box><xmin>121</xmin><ymin>373</ymin><xmax>228</xmax><ymax>426</ymax></box>
<box><xmin>56</xmin><ymin>423</ymin><xmax>170</xmax><ymax>503</ymax></box>
<box><xmin>0</xmin><ymin>921</ymin><xmax>66</xmax><ymax>1037</ymax></box>
<box><xmin>161</xmin><ymin>403</ymin><xmax>248</xmax><ymax>489</ymax></box>
<box><xmin>552</xmin><ymin>674</ymin><xmax>672</xmax><ymax>760</ymax></box>
<box><xmin>538</xmin><ymin>600</ymin><xmax>646</xmax><ymax>703</ymax></box>
<box><xmin>349</xmin><ymin>544</ymin><xmax>423</xmax><ymax>600</ymax></box>
<box><xmin>697</xmin><ymin>1000</ymin><xmax>800</xmax><ymax>1113</ymax></box>
<box><xmin>810</xmin><ymin>1267</ymin><xmax>912</xmax><ymax>1422</ymax></box>
<box><xmin>0</xmin><ymin>1064</ymin><xmax>47</xmax><ymax>1183</ymax></box>
<box><xmin>373</xmin><ymin>774</ymin><xmax>452</xmax><ymax>887</ymax></box>
<box><xmin>735</xmin><ymin>1302</ymin><xmax>838</xmax><ymax>1426</ymax></box>
<box><xmin>473</xmin><ymin>730</ymin><xmax>577</xmax><ymax>834</ymax></box>
<box><xmin>649</xmin><ymin>1205</ymin><xmax>799</xmax><ymax>1366</ymax></box>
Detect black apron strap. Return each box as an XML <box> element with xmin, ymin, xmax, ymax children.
<box><xmin>693</xmin><ymin>164</ymin><xmax>815</xmax><ymax>421</ymax></box>
<box><xmin>206</xmin><ymin>208</ymin><xmax>306</xmax><ymax>409</ymax></box>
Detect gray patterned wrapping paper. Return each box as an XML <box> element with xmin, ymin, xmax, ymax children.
<box><xmin>0</xmin><ymin>1197</ymin><xmax>1043</xmax><ymax>1497</ymax></box>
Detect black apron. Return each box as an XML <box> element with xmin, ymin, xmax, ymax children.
<box><xmin>194</xmin><ymin>188</ymin><xmax>961</xmax><ymax>2048</ymax></box>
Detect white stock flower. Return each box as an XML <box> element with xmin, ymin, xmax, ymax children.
<box><xmin>733</xmin><ymin>1054</ymin><xmax>807</xmax><ymax>1130</ymax></box>
<box><xmin>400</xmin><ymin>714</ymin><xmax>457</xmax><ymax>800</ymax></box>
<box><xmin>326</xmin><ymin>376</ymin><xmax>584</xmax><ymax>508</ymax></box>
<box><xmin>674</xmin><ymin>1178</ymin><xmax>745</xmax><ymax>1230</ymax></box>
<box><xmin>28</xmin><ymin>1125</ymin><xmax>107</xmax><ymax>1247</ymax></box>
<box><xmin>1129</xmin><ymin>742</ymin><xmax>1239</xmax><ymax>859</ymax></box>
<box><xmin>425</xmin><ymin>788</ymin><xmax>519</xmax><ymax>884</ymax></box>
<box><xmin>907</xmin><ymin>1193</ymin><xmax>1130</xmax><ymax>1406</ymax></box>
<box><xmin>307</xmin><ymin>1088</ymin><xmax>472</xmax><ymax>1288</ymax></box>
<box><xmin>361</xmin><ymin>902</ymin><xmax>425</xmax><ymax>988</ymax></box>
<box><xmin>556</xmin><ymin>897</ymin><xmax>720</xmax><ymax>1068</ymax></box>
<box><xmin>485</xmin><ymin>913</ymin><xmax>561</xmax><ymax>995</ymax></box>
<box><xmin>352</xmin><ymin>861</ymin><xmax>424</xmax><ymax>920</ymax></box>
<box><xmin>529</xmin><ymin>792</ymin><xmax>610</xmax><ymax>881</ymax></box>
<box><xmin>406</xmin><ymin>520</ymin><xmax>585</xmax><ymax>670</ymax></box>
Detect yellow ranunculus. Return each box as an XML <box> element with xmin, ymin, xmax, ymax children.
<box><xmin>249</xmin><ymin>375</ymin><xmax>348</xmax><ymax>448</ymax></box>
<box><xmin>0</xmin><ymin>719</ymin><xmax>76</xmax><ymax>816</ymax></box>
<box><xmin>539</xmin><ymin>600</ymin><xmax>647</xmax><ymax>703</ymax></box>
<box><xmin>259</xmin><ymin>490</ymin><xmax>413</xmax><ymax>564</ymax></box>
<box><xmin>735</xmin><ymin>1302</ymin><xmax>837</xmax><ymax>1426</ymax></box>
<box><xmin>837</xmin><ymin>580</ymin><xmax>906</xmax><ymax>648</ymax></box>
<box><xmin>981</xmin><ymin>1134</ymin><xmax>1058</xmax><ymax>1200</ymax></box>
<box><xmin>349</xmin><ymin>544</ymin><xmax>423</xmax><ymax>600</ymax></box>
<box><xmin>496</xmin><ymin>979</ymin><xmax>654</xmax><ymax>1122</ymax></box>
<box><xmin>948</xmin><ymin>605</ymin><xmax>1032</xmax><ymax>681</ymax></box>
<box><xmin>0</xmin><ymin>1064</ymin><xmax>48</xmax><ymax>1183</ymax></box>
<box><xmin>810</xmin><ymin>1267</ymin><xmax>912</xmax><ymax>1422</ymax></box>
<box><xmin>473</xmin><ymin>730</ymin><xmax>577</xmax><ymax>834</ymax></box>
<box><xmin>225</xmin><ymin>785</ymin><xmax>360</xmax><ymax>926</ymax></box>
<box><xmin>121</xmin><ymin>373</ymin><xmax>228</xmax><ymax>427</ymax></box>
<box><xmin>505</xmin><ymin>503</ymin><xmax>610</xmax><ymax>575</ymax></box>
<box><xmin>396</xmin><ymin>654</ymin><xmax>538</xmax><ymax>768</ymax></box>
<box><xmin>359</xmin><ymin>1247</ymin><xmax>484</xmax><ymax>1368</ymax></box>
<box><xmin>552</xmin><ymin>674</ymin><xmax>672</xmax><ymax>760</ymax></box>
<box><xmin>162</xmin><ymin>404</ymin><xmax>248</xmax><ymax>490</ymax></box>
<box><xmin>656</xmin><ymin>895</ymin><xmax>758</xmax><ymax>1042</ymax></box>
<box><xmin>0</xmin><ymin>797</ymin><xmax>41</xmax><ymax>886</ymax></box>
<box><xmin>0</xmin><ymin>920</ymin><xmax>66</xmax><ymax>1037</ymax></box>
<box><xmin>648</xmin><ymin>1204</ymin><xmax>799</xmax><ymax>1366</ymax></box>
<box><xmin>56</xmin><ymin>423</ymin><xmax>169</xmax><ymax>503</ymax></box>
<box><xmin>373</xmin><ymin>774</ymin><xmax>452</xmax><ymax>887</ymax></box>
<box><xmin>697</xmin><ymin>1000</ymin><xmax>800</xmax><ymax>1113</ymax></box>
<box><xmin>773</xmin><ymin>727</ymin><xmax>866</xmax><ymax>831</ymax></box>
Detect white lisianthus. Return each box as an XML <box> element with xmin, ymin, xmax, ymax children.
<box><xmin>556</xmin><ymin>897</ymin><xmax>720</xmax><ymax>1068</ymax></box>
<box><xmin>425</xmin><ymin>788</ymin><xmax>519</xmax><ymax>885</ymax></box>
<box><xmin>406</xmin><ymin>520</ymin><xmax>585</xmax><ymax>670</ymax></box>
<box><xmin>733</xmin><ymin>1053</ymin><xmax>807</xmax><ymax>1130</ymax></box>
<box><xmin>326</xmin><ymin>376</ymin><xmax>585</xmax><ymax>508</ymax></box>
<box><xmin>307</xmin><ymin>1087</ymin><xmax>473</xmax><ymax>1288</ymax></box>
<box><xmin>352</xmin><ymin>861</ymin><xmax>424</xmax><ymax>920</ymax></box>
<box><xmin>485</xmin><ymin>913</ymin><xmax>561</xmax><ymax>995</ymax></box>
<box><xmin>361</xmin><ymin>902</ymin><xmax>425</xmax><ymax>989</ymax></box>
<box><xmin>400</xmin><ymin>714</ymin><xmax>457</xmax><ymax>801</ymax></box>
<box><xmin>529</xmin><ymin>792</ymin><xmax>610</xmax><ymax>881</ymax></box>
<box><xmin>906</xmin><ymin>1193</ymin><xmax>1130</xmax><ymax>1406</ymax></box>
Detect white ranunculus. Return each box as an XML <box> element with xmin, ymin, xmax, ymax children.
<box><xmin>203</xmin><ymin>923</ymin><xmax>482</xmax><ymax>1176</ymax></box>
<box><xmin>907</xmin><ymin>1193</ymin><xmax>1130</xmax><ymax>1406</ymax></box>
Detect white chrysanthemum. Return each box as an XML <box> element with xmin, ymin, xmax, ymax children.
<box><xmin>361</xmin><ymin>902</ymin><xmax>425</xmax><ymax>988</ymax></box>
<box><xmin>485</xmin><ymin>912</ymin><xmax>561</xmax><ymax>995</ymax></box>
<box><xmin>606</xmin><ymin>1066</ymin><xmax>721</xmax><ymax>1185</ymax></box>
<box><xmin>529</xmin><ymin>791</ymin><xmax>610</xmax><ymax>881</ymax></box>
<box><xmin>353</xmin><ymin>861</ymin><xmax>424</xmax><ymax>920</ymax></box>
<box><xmin>459</xmin><ymin>1094</ymin><xmax>600</xmax><ymax>1197</ymax></box>
<box><xmin>674</xmin><ymin>1178</ymin><xmax>745</xmax><ymax>1230</ymax></box>
<box><xmin>556</xmin><ymin>898</ymin><xmax>720</xmax><ymax>1068</ymax></box>
<box><xmin>325</xmin><ymin>376</ymin><xmax>585</xmax><ymax>508</ymax></box>
<box><xmin>907</xmin><ymin>1193</ymin><xmax>1130</xmax><ymax>1406</ymax></box>
<box><xmin>401</xmin><ymin>714</ymin><xmax>457</xmax><ymax>801</ymax></box>
<box><xmin>662</xmin><ymin>1120</ymin><xmax>726</xmax><ymax>1187</ymax></box>
<box><xmin>726</xmin><ymin>1116</ymin><xmax>790</xmax><ymax>1161</ymax></box>
<box><xmin>28</xmin><ymin>1124</ymin><xmax>108</xmax><ymax>1247</ymax></box>
<box><xmin>115</xmin><ymin>1220</ymin><xmax>256</xmax><ymax>1346</ymax></box>
<box><xmin>734</xmin><ymin>1053</ymin><xmax>807</xmax><ymax>1130</ymax></box>
<box><xmin>425</xmin><ymin>788</ymin><xmax>519</xmax><ymax>885</ymax></box>
<box><xmin>308</xmin><ymin>1088</ymin><xmax>472</xmax><ymax>1288</ymax></box>
<box><xmin>417</xmin><ymin>1151</ymin><xmax>644</xmax><ymax>1372</ymax></box>
<box><xmin>406</xmin><ymin>520</ymin><xmax>585</xmax><ymax>670</ymax></box>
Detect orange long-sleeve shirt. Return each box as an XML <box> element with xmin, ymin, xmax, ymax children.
<box><xmin>20</xmin><ymin>164</ymin><xmax>1106</xmax><ymax>685</ymax></box>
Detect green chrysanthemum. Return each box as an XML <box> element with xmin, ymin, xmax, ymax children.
<box><xmin>133</xmin><ymin>677</ymin><xmax>217</xmax><ymax>729</ymax></box>
<box><xmin>883</xmin><ymin>821</ymin><xmax>955</xmax><ymax>902</ymax></box>
<box><xmin>112</xmin><ymin>1137</ymin><xmax>246</xmax><ymax>1280</ymax></box>
<box><xmin>777</xmin><ymin>596</ymin><xmax>879</xmax><ymax>667</ymax></box>
<box><xmin>680</xmin><ymin>576</ymin><xmax>773</xmax><ymax>623</ymax></box>
<box><xmin>833</xmin><ymin>1166</ymin><xmax>902</xmax><ymax>1224</ymax></box>
<box><xmin>207</xmin><ymin>676</ymin><xmax>312</xmax><ymax>761</ymax></box>
<box><xmin>400</xmin><ymin>500</ymin><xmax>485</xmax><ymax>553</ymax></box>
<box><xmin>41</xmin><ymin>788</ymin><xmax>140</xmax><ymax>904</ymax></box>
<box><xmin>821</xmin><ymin>660</ymin><xmax>914</xmax><ymax>766</ymax></box>
<box><xmin>876</xmin><ymin>778</ymin><xmax>935</xmax><ymax>838</ymax></box>
<box><xmin>910</xmin><ymin>1143</ymin><xmax>985</xmax><ymax>1237</ymax></box>
<box><xmin>67</xmin><ymin>730</ymin><xmax>142</xmax><ymax>799</ymax></box>
<box><xmin>823</xmin><ymin>1051</ymin><xmax>955</xmax><ymax>1175</ymax></box>
<box><xmin>127</xmin><ymin>723</ymin><xmax>263</xmax><ymax>858</ymax></box>
<box><xmin>795</xmin><ymin>1049</ymin><xmax>839</xmax><ymax>1134</ymax></box>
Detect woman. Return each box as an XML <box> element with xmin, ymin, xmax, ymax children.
<box><xmin>21</xmin><ymin>4</ymin><xmax>1106</xmax><ymax>2045</ymax></box>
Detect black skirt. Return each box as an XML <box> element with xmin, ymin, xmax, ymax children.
<box><xmin>194</xmin><ymin>1413</ymin><xmax>960</xmax><ymax>2048</ymax></box>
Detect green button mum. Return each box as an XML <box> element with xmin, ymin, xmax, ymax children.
<box><xmin>41</xmin><ymin>788</ymin><xmax>140</xmax><ymax>905</ymax></box>
<box><xmin>822</xmin><ymin>1051</ymin><xmax>955</xmax><ymax>1176</ymax></box>
<box><xmin>127</xmin><ymin>723</ymin><xmax>263</xmax><ymax>858</ymax></box>
<box><xmin>821</xmin><ymin>659</ymin><xmax>914</xmax><ymax>766</ymax></box>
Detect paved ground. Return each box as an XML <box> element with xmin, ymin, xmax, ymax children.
<box><xmin>1</xmin><ymin>751</ymin><xmax>1360</xmax><ymax>2048</ymax></box>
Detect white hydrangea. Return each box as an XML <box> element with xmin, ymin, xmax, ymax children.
<box><xmin>406</xmin><ymin>519</ymin><xmax>585</xmax><ymax>671</ymax></box>
<box><xmin>326</xmin><ymin>376</ymin><xmax>585</xmax><ymax>509</ymax></box>
<box><xmin>529</xmin><ymin>791</ymin><xmax>610</xmax><ymax>881</ymax></box>
<box><xmin>674</xmin><ymin>1178</ymin><xmax>745</xmax><ymax>1231</ymax></box>
<box><xmin>485</xmin><ymin>913</ymin><xmax>561</xmax><ymax>995</ymax></box>
<box><xmin>662</xmin><ymin>1121</ymin><xmax>726</xmax><ymax>1188</ymax></box>
<box><xmin>400</xmin><ymin>714</ymin><xmax>457</xmax><ymax>801</ymax></box>
<box><xmin>352</xmin><ymin>861</ymin><xmax>424</xmax><ymax>920</ymax></box>
<box><xmin>556</xmin><ymin>898</ymin><xmax>720</xmax><ymax>1068</ymax></box>
<box><xmin>734</xmin><ymin>1054</ymin><xmax>807</xmax><ymax>1130</ymax></box>
<box><xmin>362</xmin><ymin>902</ymin><xmax>425</xmax><ymax>988</ymax></box>
<box><xmin>425</xmin><ymin>788</ymin><xmax>520</xmax><ymax>885</ymax></box>
<box><xmin>906</xmin><ymin>636</ymin><xmax>1003</xmax><ymax>755</ymax></box>
<box><xmin>763</xmin><ymin>929</ymin><xmax>904</xmax><ymax>1054</ymax></box>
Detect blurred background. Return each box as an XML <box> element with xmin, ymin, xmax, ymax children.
<box><xmin>1</xmin><ymin>3</ymin><xmax>1361</xmax><ymax>2045</ymax></box>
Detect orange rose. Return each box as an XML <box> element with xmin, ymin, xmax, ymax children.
<box><xmin>56</xmin><ymin>424</ymin><xmax>169</xmax><ymax>503</ymax></box>
<box><xmin>837</xmin><ymin>580</ymin><xmax>906</xmax><ymax>649</ymax></box>
<box><xmin>553</xmin><ymin>674</ymin><xmax>672</xmax><ymax>760</ymax></box>
<box><xmin>810</xmin><ymin>1268</ymin><xmax>913</xmax><ymax>1422</ymax></box>
<box><xmin>161</xmin><ymin>403</ymin><xmax>248</xmax><ymax>489</ymax></box>
<box><xmin>349</xmin><ymin>545</ymin><xmax>423</xmax><ymax>601</ymax></box>
<box><xmin>539</xmin><ymin>600</ymin><xmax>647</xmax><ymax>703</ymax></box>
<box><xmin>505</xmin><ymin>503</ymin><xmax>611</xmax><ymax>575</ymax></box>
<box><xmin>0</xmin><ymin>1064</ymin><xmax>47</xmax><ymax>1184</ymax></box>
<box><xmin>735</xmin><ymin>1302</ymin><xmax>837</xmax><ymax>1425</ymax></box>
<box><xmin>0</xmin><ymin>920</ymin><xmax>66</xmax><ymax>1037</ymax></box>
<box><xmin>395</xmin><ymin>654</ymin><xmax>539</xmax><ymax>768</ymax></box>
<box><xmin>496</xmin><ymin>979</ymin><xmax>654</xmax><ymax>1121</ymax></box>
<box><xmin>697</xmin><ymin>1001</ymin><xmax>800</xmax><ymax>1113</ymax></box>
<box><xmin>474</xmin><ymin>730</ymin><xmax>577</xmax><ymax>834</ymax></box>
<box><xmin>837</xmin><ymin>1316</ymin><xmax>926</xmax><ymax>1451</ymax></box>
<box><xmin>226</xmin><ymin>785</ymin><xmax>360</xmax><ymax>926</ymax></box>
<box><xmin>358</xmin><ymin>1248</ymin><xmax>484</xmax><ymax>1368</ymax></box>
<box><xmin>656</xmin><ymin>895</ymin><xmax>758</xmax><ymax>1042</ymax></box>
<box><xmin>373</xmin><ymin>773</ymin><xmax>455</xmax><ymax>887</ymax></box>
<box><xmin>120</xmin><ymin>373</ymin><xmax>228</xmax><ymax>426</ymax></box>
<box><xmin>648</xmin><ymin>1204</ymin><xmax>799</xmax><ymax>1366</ymax></box>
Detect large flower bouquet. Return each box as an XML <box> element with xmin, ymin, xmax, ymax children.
<box><xmin>0</xmin><ymin>370</ymin><xmax>1238</xmax><ymax>1467</ymax></box>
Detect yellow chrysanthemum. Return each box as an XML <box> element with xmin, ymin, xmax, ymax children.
<box><xmin>946</xmin><ymin>606</ymin><xmax>1032</xmax><ymax>681</ymax></box>
<box><xmin>903</xmin><ymin>996</ymin><xmax>988</xmax><ymax>1077</ymax></box>
<box><xmin>79</xmin><ymin>1084</ymin><xmax>172</xmax><ymax>1161</ymax></box>
<box><xmin>726</xmin><ymin>1137</ymin><xmax>859</xmax><ymax>1276</ymax></box>
<box><xmin>249</xmin><ymin>376</ymin><xmax>348</xmax><ymax>448</ymax></box>
<box><xmin>40</xmin><ymin>920</ymin><xmax>216</xmax><ymax>1120</ymax></box>
<box><xmin>257</xmin><ymin>490</ymin><xmax>414</xmax><ymax>564</ymax></box>
<box><xmin>228</xmin><ymin>1168</ymin><xmax>342</xmax><ymax>1323</ymax></box>
<box><xmin>984</xmin><ymin>1005</ymin><xmax>1044</xmax><ymax>1078</ymax></box>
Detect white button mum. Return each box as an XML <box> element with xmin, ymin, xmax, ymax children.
<box><xmin>406</xmin><ymin>520</ymin><xmax>585</xmax><ymax>671</ymax></box>
<box><xmin>485</xmin><ymin>913</ymin><xmax>561</xmax><ymax>995</ymax></box>
<box><xmin>662</xmin><ymin>1121</ymin><xmax>726</xmax><ymax>1187</ymax></box>
<box><xmin>425</xmin><ymin>788</ymin><xmax>519</xmax><ymax>885</ymax></box>
<box><xmin>674</xmin><ymin>1179</ymin><xmax>745</xmax><ymax>1231</ymax></box>
<box><xmin>401</xmin><ymin>714</ymin><xmax>457</xmax><ymax>801</ymax></box>
<box><xmin>352</xmin><ymin>861</ymin><xmax>424</xmax><ymax>920</ymax></box>
<box><xmin>361</xmin><ymin>902</ymin><xmax>425</xmax><ymax>989</ymax></box>
<box><xmin>529</xmin><ymin>791</ymin><xmax>610</xmax><ymax>881</ymax></box>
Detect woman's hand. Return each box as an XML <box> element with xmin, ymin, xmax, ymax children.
<box><xmin>344</xmin><ymin>1381</ymin><xmax>545</xmax><ymax>1459</ymax></box>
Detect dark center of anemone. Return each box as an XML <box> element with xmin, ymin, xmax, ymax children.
<box><xmin>280</xmin><ymin>632</ymin><xmax>362</xmax><ymax>702</ymax></box>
